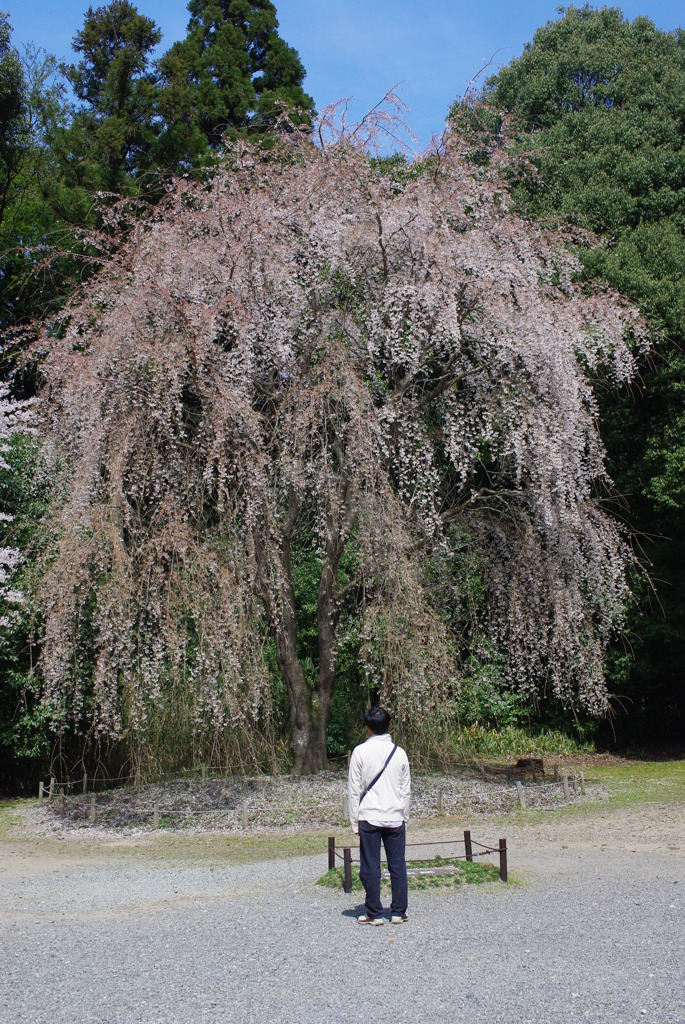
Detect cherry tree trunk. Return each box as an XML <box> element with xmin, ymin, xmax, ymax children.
<box><xmin>289</xmin><ymin>686</ymin><xmax>330</xmax><ymax>776</ymax></box>
<box><xmin>275</xmin><ymin>561</ymin><xmax>339</xmax><ymax>775</ymax></box>
<box><xmin>272</xmin><ymin>625</ymin><xmax>333</xmax><ymax>776</ymax></box>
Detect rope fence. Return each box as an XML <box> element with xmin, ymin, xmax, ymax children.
<box><xmin>513</xmin><ymin>768</ymin><xmax>586</xmax><ymax>808</ymax></box>
<box><xmin>35</xmin><ymin>753</ymin><xmax>582</xmax><ymax>793</ymax></box>
<box><xmin>36</xmin><ymin>764</ymin><xmax>272</xmax><ymax>793</ymax></box>
<box><xmin>36</xmin><ymin>757</ymin><xmax>589</xmax><ymax>828</ymax></box>
<box><xmin>327</xmin><ymin>830</ymin><xmax>508</xmax><ymax>891</ymax></box>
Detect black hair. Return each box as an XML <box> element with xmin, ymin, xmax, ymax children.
<box><xmin>364</xmin><ymin>706</ymin><xmax>391</xmax><ymax>734</ymax></box>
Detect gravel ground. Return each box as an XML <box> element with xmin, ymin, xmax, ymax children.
<box><xmin>1</xmin><ymin>788</ymin><xmax>683</xmax><ymax>1024</ymax></box>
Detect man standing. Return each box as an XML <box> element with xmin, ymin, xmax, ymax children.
<box><xmin>348</xmin><ymin>706</ymin><xmax>411</xmax><ymax>925</ymax></box>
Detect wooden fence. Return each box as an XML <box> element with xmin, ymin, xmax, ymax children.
<box><xmin>36</xmin><ymin>758</ymin><xmax>588</xmax><ymax>829</ymax></box>
<box><xmin>327</xmin><ymin>830</ymin><xmax>508</xmax><ymax>892</ymax></box>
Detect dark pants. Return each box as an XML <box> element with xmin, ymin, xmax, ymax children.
<box><xmin>359</xmin><ymin>821</ymin><xmax>407</xmax><ymax>919</ymax></box>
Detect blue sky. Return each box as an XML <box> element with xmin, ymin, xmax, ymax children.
<box><xmin>6</xmin><ymin>1</ymin><xmax>685</xmax><ymax>148</ymax></box>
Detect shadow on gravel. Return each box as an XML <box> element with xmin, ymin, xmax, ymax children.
<box><xmin>342</xmin><ymin>906</ymin><xmax>365</xmax><ymax>919</ymax></box>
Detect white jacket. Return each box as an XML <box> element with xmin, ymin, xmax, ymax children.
<box><xmin>348</xmin><ymin>733</ymin><xmax>411</xmax><ymax>832</ymax></box>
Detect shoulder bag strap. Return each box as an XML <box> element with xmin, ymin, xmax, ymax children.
<box><xmin>358</xmin><ymin>744</ymin><xmax>398</xmax><ymax>806</ymax></box>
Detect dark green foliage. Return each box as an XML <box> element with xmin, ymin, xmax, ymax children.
<box><xmin>0</xmin><ymin>20</ymin><xmax>80</xmax><ymax>327</ymax></box>
<box><xmin>156</xmin><ymin>0</ymin><xmax>314</xmax><ymax>168</ymax></box>
<box><xmin>66</xmin><ymin>1</ymin><xmax>162</xmax><ymax>190</ymax></box>
<box><xmin>1</xmin><ymin>1</ymin><xmax>315</xmax><ymax>331</ymax></box>
<box><xmin>324</xmin><ymin>615</ymin><xmax>365</xmax><ymax>757</ymax></box>
<box><xmin>0</xmin><ymin>11</ymin><xmax>24</xmax><ymax>224</ymax></box>
<box><xmin>0</xmin><ymin>13</ymin><xmax>138</xmax><ymax>331</ymax></box>
<box><xmin>483</xmin><ymin>4</ymin><xmax>685</xmax><ymax>745</ymax></box>
<box><xmin>0</xmin><ymin>11</ymin><xmax>28</xmax><ymax>321</ymax></box>
<box><xmin>290</xmin><ymin>526</ymin><xmax>365</xmax><ymax>759</ymax></box>
<box><xmin>262</xmin><ymin>518</ymin><xmax>366</xmax><ymax>762</ymax></box>
<box><xmin>456</xmin><ymin>654</ymin><xmax>526</xmax><ymax>731</ymax></box>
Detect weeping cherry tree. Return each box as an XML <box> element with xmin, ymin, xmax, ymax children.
<box><xmin>31</xmin><ymin>106</ymin><xmax>644</xmax><ymax>773</ymax></box>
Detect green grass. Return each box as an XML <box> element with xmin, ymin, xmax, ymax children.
<box><xmin>318</xmin><ymin>855</ymin><xmax>501</xmax><ymax>892</ymax></box>
<box><xmin>492</xmin><ymin>758</ymin><xmax>685</xmax><ymax>831</ymax></box>
<box><xmin>589</xmin><ymin>760</ymin><xmax>685</xmax><ymax>806</ymax></box>
<box><xmin>0</xmin><ymin>800</ymin><xmax>22</xmax><ymax>835</ymax></box>
<box><xmin>137</xmin><ymin>830</ymin><xmax>330</xmax><ymax>864</ymax></box>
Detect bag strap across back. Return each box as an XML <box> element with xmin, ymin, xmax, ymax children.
<box><xmin>358</xmin><ymin>744</ymin><xmax>398</xmax><ymax>805</ymax></box>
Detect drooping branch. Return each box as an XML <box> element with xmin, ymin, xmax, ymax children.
<box><xmin>29</xmin><ymin>114</ymin><xmax>645</xmax><ymax>769</ymax></box>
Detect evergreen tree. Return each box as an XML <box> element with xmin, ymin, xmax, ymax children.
<box><xmin>156</xmin><ymin>0</ymin><xmax>314</xmax><ymax>167</ymax></box>
<box><xmin>0</xmin><ymin>16</ymin><xmax>81</xmax><ymax>328</ymax></box>
<box><xmin>481</xmin><ymin>4</ymin><xmax>685</xmax><ymax>744</ymax></box>
<box><xmin>0</xmin><ymin>11</ymin><xmax>25</xmax><ymax>233</ymax></box>
<box><xmin>66</xmin><ymin>1</ymin><xmax>161</xmax><ymax>190</ymax></box>
<box><xmin>0</xmin><ymin>2</ymin><xmax>164</xmax><ymax>330</ymax></box>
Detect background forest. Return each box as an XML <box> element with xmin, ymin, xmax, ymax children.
<box><xmin>1</xmin><ymin>2</ymin><xmax>683</xmax><ymax>791</ymax></box>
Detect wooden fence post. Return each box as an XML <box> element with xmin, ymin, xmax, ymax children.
<box><xmin>437</xmin><ymin>789</ymin><xmax>444</xmax><ymax>816</ymax></box>
<box><xmin>343</xmin><ymin>847</ymin><xmax>352</xmax><ymax>894</ymax></box>
<box><xmin>342</xmin><ymin>795</ymin><xmax>349</xmax><ymax>821</ymax></box>
<box><xmin>38</xmin><ymin>781</ymin><xmax>44</xmax><ymax>806</ymax></box>
<box><xmin>516</xmin><ymin>781</ymin><xmax>526</xmax><ymax>808</ymax></box>
<box><xmin>135</xmin><ymin>768</ymin><xmax>141</xmax><ymax>791</ymax></box>
<box><xmin>530</xmin><ymin>761</ymin><xmax>537</xmax><ymax>783</ymax></box>
<box><xmin>49</xmin><ymin>777</ymin><xmax>55</xmax><ymax>801</ymax></box>
<box><xmin>58</xmin><ymin>787</ymin><xmax>65</xmax><ymax>815</ymax></box>
<box><xmin>328</xmin><ymin>836</ymin><xmax>336</xmax><ymax>871</ymax></box>
<box><xmin>499</xmin><ymin>838</ymin><xmax>508</xmax><ymax>882</ymax></box>
<box><xmin>90</xmin><ymin>795</ymin><xmax>96</xmax><ymax>822</ymax></box>
<box><xmin>571</xmin><ymin>772</ymin><xmax>578</xmax><ymax>796</ymax></box>
<box><xmin>553</xmin><ymin>763</ymin><xmax>560</xmax><ymax>783</ymax></box>
<box><xmin>464</xmin><ymin>829</ymin><xmax>473</xmax><ymax>862</ymax></box>
<box><xmin>82</xmin><ymin>772</ymin><xmax>88</xmax><ymax>795</ymax></box>
<box><xmin>562</xmin><ymin>774</ymin><xmax>570</xmax><ymax>800</ymax></box>
<box><xmin>579</xmin><ymin>771</ymin><xmax>586</xmax><ymax>795</ymax></box>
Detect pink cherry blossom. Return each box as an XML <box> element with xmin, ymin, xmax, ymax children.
<box><xmin>30</xmin><ymin>112</ymin><xmax>645</xmax><ymax>772</ymax></box>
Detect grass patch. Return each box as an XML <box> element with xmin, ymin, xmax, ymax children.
<box><xmin>490</xmin><ymin>758</ymin><xmax>685</xmax><ymax>831</ymax></box>
<box><xmin>138</xmin><ymin>830</ymin><xmax>329</xmax><ymax>865</ymax></box>
<box><xmin>589</xmin><ymin>760</ymin><xmax>685</xmax><ymax>806</ymax></box>
<box><xmin>0</xmin><ymin>800</ymin><xmax>22</xmax><ymax>835</ymax></box>
<box><xmin>318</xmin><ymin>854</ymin><xmax>501</xmax><ymax>892</ymax></box>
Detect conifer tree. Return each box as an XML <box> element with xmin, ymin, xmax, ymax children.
<box><xmin>156</xmin><ymin>0</ymin><xmax>313</xmax><ymax>167</ymax></box>
<box><xmin>67</xmin><ymin>1</ymin><xmax>161</xmax><ymax>190</ymax></box>
<box><xmin>0</xmin><ymin>14</ymin><xmax>79</xmax><ymax>327</ymax></box>
<box><xmin>0</xmin><ymin>12</ymin><xmax>26</xmax><ymax>232</ymax></box>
